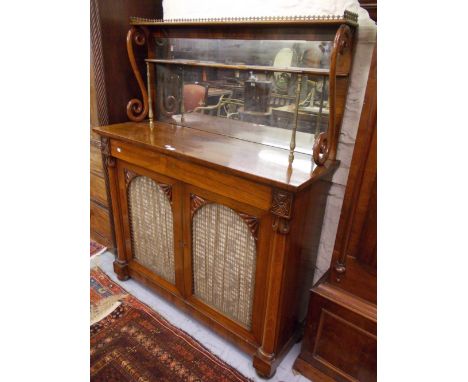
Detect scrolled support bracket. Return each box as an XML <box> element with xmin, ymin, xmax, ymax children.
<box><xmin>126</xmin><ymin>26</ymin><xmax>149</xmax><ymax>122</ymax></box>
<box><xmin>313</xmin><ymin>23</ymin><xmax>353</xmax><ymax>166</ymax></box>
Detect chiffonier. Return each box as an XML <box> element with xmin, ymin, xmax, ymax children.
<box><xmin>93</xmin><ymin>13</ymin><xmax>358</xmax><ymax>378</ymax></box>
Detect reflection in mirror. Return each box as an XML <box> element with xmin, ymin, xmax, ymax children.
<box><xmin>152</xmin><ymin>59</ymin><xmax>329</xmax><ymax>155</ymax></box>
<box><xmin>155</xmin><ymin>38</ymin><xmax>332</xmax><ymax>70</ymax></box>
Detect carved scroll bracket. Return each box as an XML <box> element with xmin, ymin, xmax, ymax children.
<box><xmin>126</xmin><ymin>26</ymin><xmax>149</xmax><ymax>122</ymax></box>
<box><xmin>270</xmin><ymin>188</ymin><xmax>294</xmax><ymax>235</ymax></box>
<box><xmin>314</xmin><ymin>23</ymin><xmax>353</xmax><ymax>166</ymax></box>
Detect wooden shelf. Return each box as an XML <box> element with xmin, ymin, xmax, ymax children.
<box><xmin>146</xmin><ymin>58</ymin><xmax>348</xmax><ymax>77</ymax></box>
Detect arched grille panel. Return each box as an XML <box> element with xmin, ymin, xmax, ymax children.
<box><xmin>192</xmin><ymin>203</ymin><xmax>257</xmax><ymax>328</ymax></box>
<box><xmin>128</xmin><ymin>176</ymin><xmax>175</xmax><ymax>283</ymax></box>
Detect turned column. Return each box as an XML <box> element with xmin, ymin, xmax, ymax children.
<box><xmin>253</xmin><ymin>188</ymin><xmax>294</xmax><ymax>378</ymax></box>
<box><xmin>100</xmin><ymin>136</ymin><xmax>129</xmax><ymax>280</ymax></box>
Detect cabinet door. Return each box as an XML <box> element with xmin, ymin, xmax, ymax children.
<box><xmin>182</xmin><ymin>185</ymin><xmax>271</xmax><ymax>345</ymax></box>
<box><xmin>116</xmin><ymin>160</ymin><xmax>184</xmax><ymax>296</ymax></box>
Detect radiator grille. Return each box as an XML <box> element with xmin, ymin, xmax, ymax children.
<box><xmin>128</xmin><ymin>176</ymin><xmax>175</xmax><ymax>284</ymax></box>
<box><xmin>192</xmin><ymin>204</ymin><xmax>257</xmax><ymax>328</ymax></box>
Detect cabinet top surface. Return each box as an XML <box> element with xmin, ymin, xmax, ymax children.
<box><xmin>94</xmin><ymin>119</ymin><xmax>336</xmax><ymax>191</ymax></box>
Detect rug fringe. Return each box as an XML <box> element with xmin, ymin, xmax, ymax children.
<box><xmin>90</xmin><ymin>294</ymin><xmax>126</xmax><ymax>325</ymax></box>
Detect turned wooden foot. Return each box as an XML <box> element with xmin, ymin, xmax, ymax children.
<box><xmin>113</xmin><ymin>260</ymin><xmax>130</xmax><ymax>281</ymax></box>
<box><xmin>252</xmin><ymin>349</ymin><xmax>277</xmax><ymax>379</ymax></box>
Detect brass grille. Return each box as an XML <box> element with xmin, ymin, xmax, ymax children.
<box><xmin>192</xmin><ymin>204</ymin><xmax>257</xmax><ymax>328</ymax></box>
<box><xmin>128</xmin><ymin>176</ymin><xmax>175</xmax><ymax>284</ymax></box>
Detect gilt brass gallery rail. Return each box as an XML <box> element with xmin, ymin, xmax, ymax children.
<box><xmin>145</xmin><ymin>58</ymin><xmax>348</xmax><ymax>77</ymax></box>
<box><xmin>130</xmin><ymin>11</ymin><xmax>358</xmax><ymax>26</ymax></box>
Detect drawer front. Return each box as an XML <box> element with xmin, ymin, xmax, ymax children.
<box><xmin>110</xmin><ymin>139</ymin><xmax>272</xmax><ymax>211</ymax></box>
<box><xmin>90</xmin><ymin>172</ymin><xmax>108</xmax><ymax>207</ymax></box>
<box><xmin>90</xmin><ymin>200</ymin><xmax>111</xmax><ymax>240</ymax></box>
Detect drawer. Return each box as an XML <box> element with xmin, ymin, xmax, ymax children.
<box><xmin>90</xmin><ymin>143</ymin><xmax>104</xmax><ymax>176</ymax></box>
<box><xmin>90</xmin><ymin>200</ymin><xmax>111</xmax><ymax>240</ymax></box>
<box><xmin>90</xmin><ymin>172</ymin><xmax>108</xmax><ymax>207</ymax></box>
<box><xmin>110</xmin><ymin>139</ymin><xmax>272</xmax><ymax>211</ymax></box>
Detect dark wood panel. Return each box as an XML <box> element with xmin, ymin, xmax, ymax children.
<box><xmin>90</xmin><ymin>143</ymin><xmax>104</xmax><ymax>177</ymax></box>
<box><xmin>294</xmin><ymin>47</ymin><xmax>377</xmax><ymax>381</ymax></box>
<box><xmin>90</xmin><ymin>200</ymin><xmax>112</xmax><ymax>241</ymax></box>
<box><xmin>330</xmin><ymin>47</ymin><xmax>377</xmax><ymax>302</ymax></box>
<box><xmin>91</xmin><ymin>0</ymin><xmax>162</xmax><ymax>126</ymax></box>
<box><xmin>359</xmin><ymin>0</ymin><xmax>377</xmax><ymax>22</ymax></box>
<box><xmin>295</xmin><ymin>283</ymin><xmax>377</xmax><ymax>382</ymax></box>
<box><xmin>90</xmin><ymin>171</ymin><xmax>108</xmax><ymax>207</ymax></box>
<box><xmin>91</xmin><ymin>229</ymin><xmax>112</xmax><ymax>248</ymax></box>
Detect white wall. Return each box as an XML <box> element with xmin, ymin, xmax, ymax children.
<box><xmin>163</xmin><ymin>0</ymin><xmax>376</xmax><ymax>284</ymax></box>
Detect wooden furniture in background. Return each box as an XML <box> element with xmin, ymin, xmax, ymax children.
<box><xmin>294</xmin><ymin>46</ymin><xmax>377</xmax><ymax>382</ymax></box>
<box><xmin>94</xmin><ymin>14</ymin><xmax>358</xmax><ymax>378</ymax></box>
<box><xmin>359</xmin><ymin>0</ymin><xmax>377</xmax><ymax>22</ymax></box>
<box><xmin>90</xmin><ymin>0</ymin><xmax>162</xmax><ymax>248</ymax></box>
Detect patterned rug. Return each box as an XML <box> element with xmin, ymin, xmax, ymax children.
<box><xmin>90</xmin><ymin>268</ymin><xmax>252</xmax><ymax>382</ymax></box>
<box><xmin>90</xmin><ymin>240</ymin><xmax>107</xmax><ymax>257</ymax></box>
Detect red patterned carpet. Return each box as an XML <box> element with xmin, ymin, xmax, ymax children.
<box><xmin>90</xmin><ymin>240</ymin><xmax>107</xmax><ymax>257</ymax></box>
<box><xmin>90</xmin><ymin>268</ymin><xmax>252</xmax><ymax>382</ymax></box>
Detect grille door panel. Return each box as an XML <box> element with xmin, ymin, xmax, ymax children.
<box><xmin>128</xmin><ymin>175</ymin><xmax>175</xmax><ymax>284</ymax></box>
<box><xmin>192</xmin><ymin>203</ymin><xmax>257</xmax><ymax>329</ymax></box>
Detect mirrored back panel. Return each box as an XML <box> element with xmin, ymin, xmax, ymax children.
<box><xmin>149</xmin><ymin>38</ymin><xmax>332</xmax><ymax>155</ymax></box>
<box><xmin>154</xmin><ymin>38</ymin><xmax>332</xmax><ymax>70</ymax></box>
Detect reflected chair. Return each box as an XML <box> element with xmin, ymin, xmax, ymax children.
<box><xmin>183</xmin><ymin>84</ymin><xmax>208</xmax><ymax>112</ymax></box>
<box><xmin>194</xmin><ymin>91</ymin><xmax>235</xmax><ymax>117</ymax></box>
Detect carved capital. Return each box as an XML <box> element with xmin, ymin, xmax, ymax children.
<box><xmin>270</xmin><ymin>189</ymin><xmax>293</xmax><ymax>234</ymax></box>
<box><xmin>100</xmin><ymin>136</ymin><xmax>110</xmax><ymax>157</ymax></box>
<box><xmin>270</xmin><ymin>188</ymin><xmax>293</xmax><ymax>219</ymax></box>
<box><xmin>106</xmin><ymin>156</ymin><xmax>116</xmax><ymax>168</ymax></box>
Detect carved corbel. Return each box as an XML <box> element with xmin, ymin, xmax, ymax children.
<box><xmin>124</xmin><ymin>169</ymin><xmax>138</xmax><ymax>186</ymax></box>
<box><xmin>239</xmin><ymin>213</ymin><xmax>259</xmax><ymax>240</ymax></box>
<box><xmin>100</xmin><ymin>136</ymin><xmax>115</xmax><ymax>168</ymax></box>
<box><xmin>190</xmin><ymin>194</ymin><xmax>209</xmax><ymax>219</ymax></box>
<box><xmin>126</xmin><ymin>26</ymin><xmax>149</xmax><ymax>122</ymax></box>
<box><xmin>270</xmin><ymin>188</ymin><xmax>294</xmax><ymax>234</ymax></box>
<box><xmin>159</xmin><ymin>184</ymin><xmax>173</xmax><ymax>204</ymax></box>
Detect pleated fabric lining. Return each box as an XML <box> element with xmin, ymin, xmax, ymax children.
<box><xmin>128</xmin><ymin>176</ymin><xmax>175</xmax><ymax>284</ymax></box>
<box><xmin>192</xmin><ymin>204</ymin><xmax>257</xmax><ymax>329</ymax></box>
